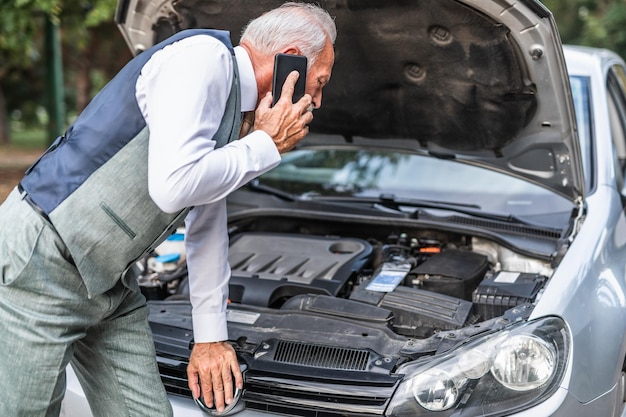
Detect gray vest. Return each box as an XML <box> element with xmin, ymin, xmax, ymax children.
<box><xmin>20</xmin><ymin>30</ymin><xmax>242</xmax><ymax>297</ymax></box>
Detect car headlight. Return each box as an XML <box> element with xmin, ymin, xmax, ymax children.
<box><xmin>387</xmin><ymin>317</ymin><xmax>569</xmax><ymax>416</ymax></box>
<box><xmin>491</xmin><ymin>334</ymin><xmax>556</xmax><ymax>391</ymax></box>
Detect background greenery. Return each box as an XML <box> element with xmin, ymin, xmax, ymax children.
<box><xmin>1</xmin><ymin>0</ymin><xmax>625</xmax><ymax>149</ymax></box>
<box><xmin>0</xmin><ymin>0</ymin><xmax>130</xmax><ymax>147</ymax></box>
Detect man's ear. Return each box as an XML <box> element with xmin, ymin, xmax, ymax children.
<box><xmin>280</xmin><ymin>46</ymin><xmax>301</xmax><ymax>55</ymax></box>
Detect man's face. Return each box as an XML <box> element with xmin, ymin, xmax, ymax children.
<box><xmin>306</xmin><ymin>39</ymin><xmax>335</xmax><ymax>110</ymax></box>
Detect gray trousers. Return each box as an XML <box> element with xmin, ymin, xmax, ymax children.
<box><xmin>0</xmin><ymin>188</ymin><xmax>173</xmax><ymax>417</ymax></box>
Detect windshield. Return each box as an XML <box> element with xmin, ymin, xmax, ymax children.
<box><xmin>257</xmin><ymin>144</ymin><xmax>573</xmax><ymax>221</ymax></box>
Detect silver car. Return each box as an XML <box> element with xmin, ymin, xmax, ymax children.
<box><xmin>62</xmin><ymin>1</ymin><xmax>626</xmax><ymax>416</ymax></box>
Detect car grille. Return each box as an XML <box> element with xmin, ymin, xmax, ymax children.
<box><xmin>274</xmin><ymin>340</ymin><xmax>371</xmax><ymax>371</ymax></box>
<box><xmin>155</xmin><ymin>339</ymin><xmax>400</xmax><ymax>416</ymax></box>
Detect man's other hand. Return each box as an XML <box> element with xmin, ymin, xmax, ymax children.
<box><xmin>187</xmin><ymin>341</ymin><xmax>243</xmax><ymax>412</ymax></box>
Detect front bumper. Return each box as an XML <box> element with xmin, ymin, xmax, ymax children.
<box><xmin>61</xmin><ymin>363</ymin><xmax>623</xmax><ymax>417</ymax></box>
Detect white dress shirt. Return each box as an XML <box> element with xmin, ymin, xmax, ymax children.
<box><xmin>135</xmin><ymin>34</ymin><xmax>281</xmax><ymax>342</ymax></box>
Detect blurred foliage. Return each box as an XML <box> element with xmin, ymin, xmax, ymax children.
<box><xmin>0</xmin><ymin>0</ymin><xmax>116</xmax><ymax>72</ymax></box>
<box><xmin>0</xmin><ymin>0</ymin><xmax>128</xmax><ymax>136</ymax></box>
<box><xmin>543</xmin><ymin>0</ymin><xmax>626</xmax><ymax>59</ymax></box>
<box><xmin>9</xmin><ymin>127</ymin><xmax>47</xmax><ymax>149</ymax></box>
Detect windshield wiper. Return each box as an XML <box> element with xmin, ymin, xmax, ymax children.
<box><xmin>246</xmin><ymin>179</ymin><xmax>296</xmax><ymax>201</ymax></box>
<box><xmin>307</xmin><ymin>193</ymin><xmax>536</xmax><ymax>226</ymax></box>
<box><xmin>244</xmin><ymin>185</ymin><xmax>540</xmax><ymax>228</ymax></box>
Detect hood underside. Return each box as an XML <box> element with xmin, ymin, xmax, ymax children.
<box><xmin>115</xmin><ymin>0</ymin><xmax>583</xmax><ymax>200</ymax></box>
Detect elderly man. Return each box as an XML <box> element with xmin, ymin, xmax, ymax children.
<box><xmin>0</xmin><ymin>2</ymin><xmax>336</xmax><ymax>416</ymax></box>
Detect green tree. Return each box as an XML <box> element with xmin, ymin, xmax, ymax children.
<box><xmin>60</xmin><ymin>0</ymin><xmax>130</xmax><ymax>112</ymax></box>
<box><xmin>0</xmin><ymin>0</ymin><xmax>125</xmax><ymax>145</ymax></box>
<box><xmin>0</xmin><ymin>1</ymin><xmax>50</xmax><ymax>144</ymax></box>
<box><xmin>544</xmin><ymin>0</ymin><xmax>626</xmax><ymax>59</ymax></box>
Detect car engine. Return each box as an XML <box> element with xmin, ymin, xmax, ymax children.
<box><xmin>133</xmin><ymin>212</ymin><xmax>560</xmax><ymax>408</ymax></box>
<box><xmin>135</xmin><ymin>222</ymin><xmax>552</xmax><ymax>338</ymax></box>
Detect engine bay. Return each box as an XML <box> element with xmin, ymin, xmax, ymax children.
<box><xmin>136</xmin><ymin>215</ymin><xmax>553</xmax><ymax>341</ymax></box>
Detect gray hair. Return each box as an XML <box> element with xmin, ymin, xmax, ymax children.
<box><xmin>241</xmin><ymin>2</ymin><xmax>336</xmax><ymax>66</ymax></box>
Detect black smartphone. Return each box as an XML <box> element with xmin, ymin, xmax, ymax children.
<box><xmin>271</xmin><ymin>53</ymin><xmax>307</xmax><ymax>106</ymax></box>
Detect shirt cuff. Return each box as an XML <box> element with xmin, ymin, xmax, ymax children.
<box><xmin>192</xmin><ymin>311</ymin><xmax>229</xmax><ymax>343</ymax></box>
<box><xmin>239</xmin><ymin>130</ymin><xmax>281</xmax><ymax>166</ymax></box>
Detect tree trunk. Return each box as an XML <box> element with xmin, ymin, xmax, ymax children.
<box><xmin>0</xmin><ymin>85</ymin><xmax>9</xmax><ymax>145</ymax></box>
<box><xmin>75</xmin><ymin>54</ymin><xmax>92</xmax><ymax>113</ymax></box>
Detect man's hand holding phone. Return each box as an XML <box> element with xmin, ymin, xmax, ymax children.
<box><xmin>254</xmin><ymin>54</ymin><xmax>313</xmax><ymax>153</ymax></box>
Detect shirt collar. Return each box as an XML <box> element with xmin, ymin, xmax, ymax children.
<box><xmin>234</xmin><ymin>46</ymin><xmax>258</xmax><ymax>112</ymax></box>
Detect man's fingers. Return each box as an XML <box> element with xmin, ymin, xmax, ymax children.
<box><xmin>187</xmin><ymin>370</ymin><xmax>201</xmax><ymax>400</ymax></box>
<box><xmin>211</xmin><ymin>371</ymin><xmax>226</xmax><ymax>411</ymax></box>
<box><xmin>302</xmin><ymin>106</ymin><xmax>314</xmax><ymax>124</ymax></box>
<box><xmin>294</xmin><ymin>94</ymin><xmax>314</xmax><ymax>115</ymax></box>
<box><xmin>277</xmin><ymin>70</ymin><xmax>300</xmax><ymax>104</ymax></box>
<box><xmin>232</xmin><ymin>359</ymin><xmax>244</xmax><ymax>389</ymax></box>
<box><xmin>260</xmin><ymin>91</ymin><xmax>273</xmax><ymax>109</ymax></box>
<box><xmin>221</xmin><ymin>366</ymin><xmax>235</xmax><ymax>406</ymax></box>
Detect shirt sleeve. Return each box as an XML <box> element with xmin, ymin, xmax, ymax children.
<box><xmin>184</xmin><ymin>200</ymin><xmax>230</xmax><ymax>342</ymax></box>
<box><xmin>136</xmin><ymin>34</ymin><xmax>281</xmax><ymax>343</ymax></box>
<box><xmin>136</xmin><ymin>35</ymin><xmax>281</xmax><ymax>213</ymax></box>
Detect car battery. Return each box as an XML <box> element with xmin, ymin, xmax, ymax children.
<box><xmin>472</xmin><ymin>271</ymin><xmax>546</xmax><ymax>320</ymax></box>
<box><xmin>409</xmin><ymin>249</ymin><xmax>490</xmax><ymax>300</ymax></box>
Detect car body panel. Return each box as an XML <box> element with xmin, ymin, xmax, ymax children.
<box><xmin>530</xmin><ymin>46</ymin><xmax>626</xmax><ymax>404</ymax></box>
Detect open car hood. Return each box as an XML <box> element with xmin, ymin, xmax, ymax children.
<box><xmin>115</xmin><ymin>0</ymin><xmax>583</xmax><ymax>201</ymax></box>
